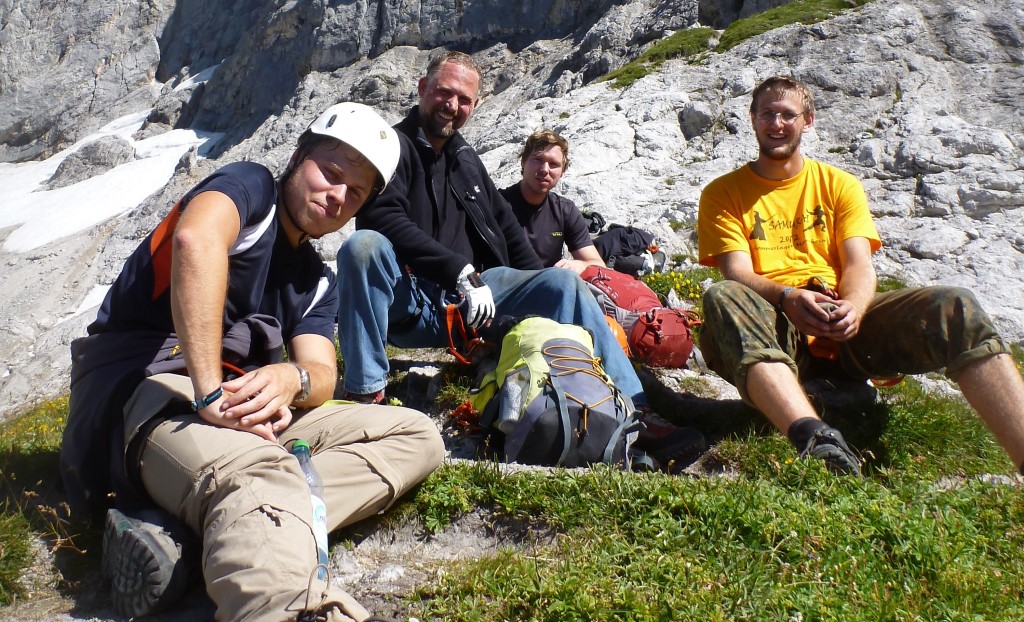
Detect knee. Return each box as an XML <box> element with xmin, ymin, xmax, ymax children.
<box><xmin>401</xmin><ymin>408</ymin><xmax>446</xmax><ymax>469</ymax></box>
<box><xmin>934</xmin><ymin>286</ymin><xmax>983</xmax><ymax>312</ymax></box>
<box><xmin>536</xmin><ymin>267</ymin><xmax>587</xmax><ymax>295</ymax></box>
<box><xmin>336</xmin><ymin>230</ymin><xmax>392</xmax><ymax>268</ymax></box>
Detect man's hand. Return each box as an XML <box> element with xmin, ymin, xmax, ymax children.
<box><xmin>195</xmin><ymin>390</ymin><xmax>290</xmax><ymax>443</ymax></box>
<box><xmin>220</xmin><ymin>363</ymin><xmax>299</xmax><ymax>427</ymax></box>
<box><xmin>456</xmin><ymin>264</ymin><xmax>495</xmax><ymax>329</ymax></box>
<box><xmin>780</xmin><ymin>289</ymin><xmax>862</xmax><ymax>341</ymax></box>
<box><xmin>207</xmin><ymin>362</ymin><xmax>302</xmax><ymax>440</ymax></box>
<box><xmin>780</xmin><ymin>288</ymin><xmax>838</xmax><ymax>337</ymax></box>
<box><xmin>553</xmin><ymin>258</ymin><xmax>590</xmax><ymax>274</ymax></box>
<box><xmin>817</xmin><ymin>298</ymin><xmax>863</xmax><ymax>342</ymax></box>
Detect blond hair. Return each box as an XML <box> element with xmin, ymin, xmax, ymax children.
<box><xmin>750</xmin><ymin>76</ymin><xmax>815</xmax><ymax>116</ymax></box>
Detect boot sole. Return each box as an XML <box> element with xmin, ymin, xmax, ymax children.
<box><xmin>103</xmin><ymin>508</ymin><xmax>190</xmax><ymax>618</ymax></box>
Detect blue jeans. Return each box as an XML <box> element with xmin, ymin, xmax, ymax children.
<box><xmin>336</xmin><ymin>230</ymin><xmax>645</xmax><ymax>405</ymax></box>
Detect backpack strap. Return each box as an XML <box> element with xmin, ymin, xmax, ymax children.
<box><xmin>602</xmin><ymin>412</ymin><xmax>641</xmax><ymax>464</ymax></box>
<box><xmin>444</xmin><ymin>303</ymin><xmax>486</xmax><ymax>365</ymax></box>
<box><xmin>688</xmin><ymin>345</ymin><xmax>709</xmax><ymax>374</ymax></box>
<box><xmin>547</xmin><ymin>373</ymin><xmax>575</xmax><ymax>466</ymax></box>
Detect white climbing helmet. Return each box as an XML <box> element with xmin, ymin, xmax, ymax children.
<box><xmin>305</xmin><ymin>102</ymin><xmax>400</xmax><ymax>191</ymax></box>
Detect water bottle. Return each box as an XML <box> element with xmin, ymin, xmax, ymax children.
<box><xmin>291</xmin><ymin>439</ymin><xmax>329</xmax><ymax>579</ymax></box>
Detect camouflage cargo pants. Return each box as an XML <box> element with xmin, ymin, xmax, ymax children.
<box><xmin>699</xmin><ymin>280</ymin><xmax>1009</xmax><ymax>405</ymax></box>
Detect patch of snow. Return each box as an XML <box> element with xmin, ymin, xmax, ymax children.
<box><xmin>0</xmin><ymin>111</ymin><xmax>222</xmax><ymax>253</ymax></box>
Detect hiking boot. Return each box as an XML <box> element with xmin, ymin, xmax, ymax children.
<box><xmin>633</xmin><ymin>410</ymin><xmax>707</xmax><ymax>473</ymax></box>
<box><xmin>342</xmin><ymin>389</ymin><xmax>385</xmax><ymax>405</ymax></box>
<box><xmin>799</xmin><ymin>427</ymin><xmax>862</xmax><ymax>476</ymax></box>
<box><xmin>103</xmin><ymin>507</ymin><xmax>192</xmax><ymax>618</ymax></box>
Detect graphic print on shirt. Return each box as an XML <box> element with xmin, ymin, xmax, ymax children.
<box><xmin>749</xmin><ymin>211</ymin><xmax>767</xmax><ymax>241</ymax></box>
<box><xmin>805</xmin><ymin>205</ymin><xmax>827</xmax><ymax>232</ymax></box>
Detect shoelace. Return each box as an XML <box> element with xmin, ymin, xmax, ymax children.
<box><xmin>297</xmin><ymin>563</ymin><xmax>331</xmax><ymax>622</ymax></box>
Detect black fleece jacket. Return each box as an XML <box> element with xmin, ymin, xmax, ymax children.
<box><xmin>356</xmin><ymin>107</ymin><xmax>542</xmax><ymax>290</ymax></box>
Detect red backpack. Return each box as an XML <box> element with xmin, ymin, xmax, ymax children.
<box><xmin>581</xmin><ymin>266</ymin><xmax>661</xmax><ymax>327</ymax></box>
<box><xmin>629</xmin><ymin>308</ymin><xmax>702</xmax><ymax>368</ymax></box>
<box><xmin>580</xmin><ymin>266</ymin><xmax>702</xmax><ymax>369</ymax></box>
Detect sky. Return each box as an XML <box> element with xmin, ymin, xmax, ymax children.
<box><xmin>0</xmin><ymin>68</ymin><xmax>222</xmax><ymax>254</ymax></box>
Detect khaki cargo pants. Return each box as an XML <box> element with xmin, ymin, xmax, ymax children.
<box><xmin>123</xmin><ymin>373</ymin><xmax>445</xmax><ymax>622</ymax></box>
<box><xmin>700</xmin><ymin>281</ymin><xmax>1009</xmax><ymax>405</ymax></box>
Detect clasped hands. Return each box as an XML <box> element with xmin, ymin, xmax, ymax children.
<box><xmin>195</xmin><ymin>362</ymin><xmax>300</xmax><ymax>442</ymax></box>
<box><xmin>780</xmin><ymin>288</ymin><xmax>862</xmax><ymax>342</ymax></box>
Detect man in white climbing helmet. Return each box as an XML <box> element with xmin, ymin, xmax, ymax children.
<box><xmin>61</xmin><ymin>102</ymin><xmax>444</xmax><ymax>622</ymax></box>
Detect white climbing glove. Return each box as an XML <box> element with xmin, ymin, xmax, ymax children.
<box><xmin>455</xmin><ymin>264</ymin><xmax>495</xmax><ymax>329</ymax></box>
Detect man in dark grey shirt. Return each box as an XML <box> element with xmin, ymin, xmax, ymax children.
<box><xmin>501</xmin><ymin>129</ymin><xmax>605</xmax><ymax>273</ymax></box>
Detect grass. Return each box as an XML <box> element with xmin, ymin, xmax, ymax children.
<box><xmin>410</xmin><ymin>374</ymin><xmax>1023</xmax><ymax>621</ymax></box>
<box><xmin>2</xmin><ymin>348</ymin><xmax>1023</xmax><ymax>616</ymax></box>
<box><xmin>716</xmin><ymin>0</ymin><xmax>874</xmax><ymax>52</ymax></box>
<box><xmin>876</xmin><ymin>275</ymin><xmax>909</xmax><ymax>293</ymax></box>
<box><xmin>601</xmin><ymin>1</ymin><xmax>873</xmax><ymax>89</ymax></box>
<box><xmin>602</xmin><ymin>27</ymin><xmax>716</xmax><ymax>88</ymax></box>
<box><xmin>0</xmin><ymin>397</ymin><xmax>75</xmax><ymax>606</ymax></box>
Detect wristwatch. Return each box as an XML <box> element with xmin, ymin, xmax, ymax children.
<box><xmin>292</xmin><ymin>363</ymin><xmax>311</xmax><ymax>403</ymax></box>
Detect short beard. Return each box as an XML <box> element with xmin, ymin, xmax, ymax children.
<box><xmin>759</xmin><ymin>139</ymin><xmax>799</xmax><ymax>161</ymax></box>
<box><xmin>425</xmin><ymin>119</ymin><xmax>454</xmax><ymax>142</ymax></box>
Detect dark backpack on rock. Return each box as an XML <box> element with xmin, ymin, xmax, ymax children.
<box><xmin>593</xmin><ymin>224</ymin><xmax>663</xmax><ymax>276</ymax></box>
<box><xmin>469</xmin><ymin>316</ymin><xmax>640</xmax><ymax>468</ymax></box>
<box><xmin>582</xmin><ymin>210</ymin><xmax>607</xmax><ymax>235</ymax></box>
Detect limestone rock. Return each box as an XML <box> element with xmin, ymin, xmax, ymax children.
<box><xmin>2</xmin><ymin>0</ymin><xmax>1024</xmax><ymax>422</ymax></box>
<box><xmin>46</xmin><ymin>135</ymin><xmax>135</xmax><ymax>189</ymax></box>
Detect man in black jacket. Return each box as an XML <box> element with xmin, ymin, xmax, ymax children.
<box><xmin>336</xmin><ymin>51</ymin><xmax>705</xmax><ymax>470</ymax></box>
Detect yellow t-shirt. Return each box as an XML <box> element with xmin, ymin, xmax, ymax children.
<box><xmin>697</xmin><ymin>159</ymin><xmax>881</xmax><ymax>289</ymax></box>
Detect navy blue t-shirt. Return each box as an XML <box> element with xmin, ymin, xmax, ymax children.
<box><xmin>90</xmin><ymin>162</ymin><xmax>338</xmax><ymax>343</ymax></box>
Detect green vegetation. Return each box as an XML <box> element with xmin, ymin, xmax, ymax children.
<box><xmin>3</xmin><ymin>349</ymin><xmax>1024</xmax><ymax>617</ymax></box>
<box><xmin>602</xmin><ymin>1</ymin><xmax>873</xmax><ymax>89</ymax></box>
<box><xmin>602</xmin><ymin>27</ymin><xmax>716</xmax><ymax>88</ymax></box>
<box><xmin>717</xmin><ymin>0</ymin><xmax>874</xmax><ymax>52</ymax></box>
<box><xmin>643</xmin><ymin>265</ymin><xmax>722</xmax><ymax>305</ymax></box>
<box><xmin>412</xmin><ymin>374</ymin><xmax>1023</xmax><ymax>620</ymax></box>
<box><xmin>0</xmin><ymin>512</ymin><xmax>32</xmax><ymax>605</ymax></box>
<box><xmin>876</xmin><ymin>275</ymin><xmax>908</xmax><ymax>293</ymax></box>
<box><xmin>0</xmin><ymin>397</ymin><xmax>72</xmax><ymax>605</ymax></box>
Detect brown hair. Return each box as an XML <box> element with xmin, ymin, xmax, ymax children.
<box><xmin>425</xmin><ymin>50</ymin><xmax>482</xmax><ymax>92</ymax></box>
<box><xmin>749</xmin><ymin>76</ymin><xmax>815</xmax><ymax>116</ymax></box>
<box><xmin>519</xmin><ymin>129</ymin><xmax>570</xmax><ymax>172</ymax></box>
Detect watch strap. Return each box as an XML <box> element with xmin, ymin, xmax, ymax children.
<box><xmin>292</xmin><ymin>363</ymin><xmax>311</xmax><ymax>403</ymax></box>
<box><xmin>191</xmin><ymin>387</ymin><xmax>223</xmax><ymax>412</ymax></box>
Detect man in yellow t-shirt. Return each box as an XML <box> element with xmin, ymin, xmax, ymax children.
<box><xmin>697</xmin><ymin>76</ymin><xmax>1024</xmax><ymax>477</ymax></box>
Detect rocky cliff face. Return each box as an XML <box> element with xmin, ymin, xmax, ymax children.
<box><xmin>0</xmin><ymin>0</ymin><xmax>1021</xmax><ymax>420</ymax></box>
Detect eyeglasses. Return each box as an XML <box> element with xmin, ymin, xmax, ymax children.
<box><xmin>755</xmin><ymin>110</ymin><xmax>807</xmax><ymax>125</ymax></box>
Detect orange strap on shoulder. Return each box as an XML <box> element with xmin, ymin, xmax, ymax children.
<box><xmin>149</xmin><ymin>200</ymin><xmax>184</xmax><ymax>300</ymax></box>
